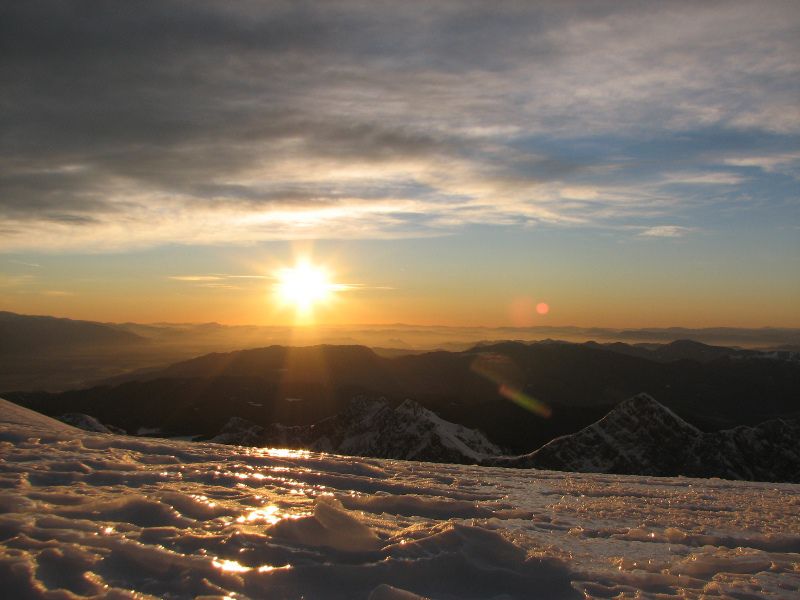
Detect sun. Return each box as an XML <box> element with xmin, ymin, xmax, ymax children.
<box><xmin>275</xmin><ymin>260</ymin><xmax>335</xmax><ymax>314</ymax></box>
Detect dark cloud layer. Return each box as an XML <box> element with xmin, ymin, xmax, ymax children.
<box><xmin>1</xmin><ymin>1</ymin><xmax>798</xmax><ymax>248</ymax></box>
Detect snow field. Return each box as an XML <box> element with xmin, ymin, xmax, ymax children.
<box><xmin>0</xmin><ymin>399</ymin><xmax>798</xmax><ymax>599</ymax></box>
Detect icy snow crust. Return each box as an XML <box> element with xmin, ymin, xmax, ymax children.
<box><xmin>1</xmin><ymin>400</ymin><xmax>799</xmax><ymax>599</ymax></box>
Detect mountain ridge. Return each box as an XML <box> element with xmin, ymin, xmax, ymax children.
<box><xmin>155</xmin><ymin>393</ymin><xmax>800</xmax><ymax>482</ymax></box>
<box><xmin>491</xmin><ymin>393</ymin><xmax>800</xmax><ymax>482</ymax></box>
<box><xmin>209</xmin><ymin>396</ymin><xmax>502</xmax><ymax>464</ymax></box>
<box><xmin>0</xmin><ymin>310</ymin><xmax>145</xmax><ymax>355</ymax></box>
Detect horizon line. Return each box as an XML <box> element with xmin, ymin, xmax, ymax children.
<box><xmin>3</xmin><ymin>309</ymin><xmax>800</xmax><ymax>332</ymax></box>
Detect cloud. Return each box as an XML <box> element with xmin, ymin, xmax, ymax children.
<box><xmin>0</xmin><ymin>274</ymin><xmax>37</xmax><ymax>288</ymax></box>
<box><xmin>660</xmin><ymin>172</ymin><xmax>747</xmax><ymax>186</ymax></box>
<box><xmin>330</xmin><ymin>283</ymin><xmax>396</xmax><ymax>292</ymax></box>
<box><xmin>0</xmin><ymin>1</ymin><xmax>798</xmax><ymax>250</ymax></box>
<box><xmin>638</xmin><ymin>226</ymin><xmax>693</xmax><ymax>238</ymax></box>
<box><xmin>168</xmin><ymin>274</ymin><xmax>272</xmax><ymax>287</ymax></box>
<box><xmin>196</xmin><ymin>283</ymin><xmax>243</xmax><ymax>290</ymax></box>
<box><xmin>7</xmin><ymin>259</ymin><xmax>41</xmax><ymax>268</ymax></box>
<box><xmin>168</xmin><ymin>272</ymin><xmax>386</xmax><ymax>295</ymax></box>
<box><xmin>168</xmin><ymin>276</ymin><xmax>226</xmax><ymax>282</ymax></box>
<box><xmin>560</xmin><ymin>187</ymin><xmax>599</xmax><ymax>201</ymax></box>
<box><xmin>721</xmin><ymin>153</ymin><xmax>800</xmax><ymax>174</ymax></box>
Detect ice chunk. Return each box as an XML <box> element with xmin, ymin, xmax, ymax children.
<box><xmin>268</xmin><ymin>496</ymin><xmax>382</xmax><ymax>552</ymax></box>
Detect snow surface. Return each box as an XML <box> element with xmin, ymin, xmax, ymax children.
<box><xmin>1</xmin><ymin>398</ymin><xmax>799</xmax><ymax>599</ymax></box>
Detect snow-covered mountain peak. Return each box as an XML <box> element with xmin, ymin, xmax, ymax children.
<box><xmin>310</xmin><ymin>396</ymin><xmax>504</xmax><ymax>464</ymax></box>
<box><xmin>212</xmin><ymin>397</ymin><xmax>502</xmax><ymax>464</ymax></box>
<box><xmin>341</xmin><ymin>395</ymin><xmax>390</xmax><ymax>422</ymax></box>
<box><xmin>395</xmin><ymin>397</ymin><xmax>425</xmax><ymax>416</ymax></box>
<box><xmin>506</xmin><ymin>393</ymin><xmax>701</xmax><ymax>475</ymax></box>
<box><xmin>598</xmin><ymin>392</ymin><xmax>701</xmax><ymax>438</ymax></box>
<box><xmin>490</xmin><ymin>393</ymin><xmax>800</xmax><ymax>482</ymax></box>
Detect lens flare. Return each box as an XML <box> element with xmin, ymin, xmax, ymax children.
<box><xmin>498</xmin><ymin>384</ymin><xmax>552</xmax><ymax>418</ymax></box>
<box><xmin>471</xmin><ymin>353</ymin><xmax>552</xmax><ymax>418</ymax></box>
<box><xmin>509</xmin><ymin>297</ymin><xmax>551</xmax><ymax>325</ymax></box>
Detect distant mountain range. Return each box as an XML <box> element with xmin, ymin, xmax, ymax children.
<box><xmin>584</xmin><ymin>338</ymin><xmax>795</xmax><ymax>363</ymax></box>
<box><xmin>7</xmin><ymin>339</ymin><xmax>799</xmax><ymax>453</ymax></box>
<box><xmin>3</xmin><ymin>310</ymin><xmax>799</xmax><ymax>392</ymax></box>
<box><xmin>0</xmin><ymin>311</ymin><xmax>145</xmax><ymax>355</ymax></box>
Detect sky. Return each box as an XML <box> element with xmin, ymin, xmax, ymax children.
<box><xmin>1</xmin><ymin>1</ymin><xmax>799</xmax><ymax>327</ymax></box>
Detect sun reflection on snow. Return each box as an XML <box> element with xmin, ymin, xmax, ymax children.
<box><xmin>191</xmin><ymin>494</ymin><xmax>216</xmax><ymax>507</ymax></box>
<box><xmin>212</xmin><ymin>558</ymin><xmax>293</xmax><ymax>574</ymax></box>
<box><xmin>236</xmin><ymin>504</ymin><xmax>281</xmax><ymax>525</ymax></box>
<box><xmin>235</xmin><ymin>503</ymin><xmax>308</xmax><ymax>525</ymax></box>
<box><xmin>213</xmin><ymin>465</ymin><xmax>327</xmax><ymax>497</ymax></box>
<box><xmin>230</xmin><ymin>471</ymin><xmax>267</xmax><ymax>480</ymax></box>
<box><xmin>260</xmin><ymin>448</ymin><xmax>313</xmax><ymax>459</ymax></box>
<box><xmin>258</xmin><ymin>564</ymin><xmax>287</xmax><ymax>573</ymax></box>
<box><xmin>213</xmin><ymin>559</ymin><xmax>252</xmax><ymax>573</ymax></box>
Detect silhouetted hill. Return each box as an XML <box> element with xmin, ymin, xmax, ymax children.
<box><xmin>0</xmin><ymin>311</ymin><xmax>144</xmax><ymax>355</ymax></box>
<box><xmin>8</xmin><ymin>341</ymin><xmax>799</xmax><ymax>452</ymax></box>
<box><xmin>3</xmin><ymin>310</ymin><xmax>798</xmax><ymax>393</ymax></box>
<box><xmin>0</xmin><ymin>312</ymin><xmax>161</xmax><ymax>392</ymax></box>
<box><xmin>585</xmin><ymin>338</ymin><xmax>792</xmax><ymax>363</ymax></box>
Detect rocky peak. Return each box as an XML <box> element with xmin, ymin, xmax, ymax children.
<box><xmin>599</xmin><ymin>392</ymin><xmax>701</xmax><ymax>438</ymax></box>
<box><xmin>209</xmin><ymin>396</ymin><xmax>502</xmax><ymax>465</ymax></box>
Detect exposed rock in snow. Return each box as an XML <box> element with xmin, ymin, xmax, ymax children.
<box><xmin>208</xmin><ymin>415</ymin><xmax>266</xmax><ymax>446</ymax></box>
<box><xmin>686</xmin><ymin>418</ymin><xmax>800</xmax><ymax>482</ymax></box>
<box><xmin>492</xmin><ymin>393</ymin><xmax>800</xmax><ymax>482</ymax></box>
<box><xmin>58</xmin><ymin>412</ymin><xmax>126</xmax><ymax>434</ymax></box>
<box><xmin>1</xmin><ymin>397</ymin><xmax>799</xmax><ymax>599</ymax></box>
<box><xmin>211</xmin><ymin>397</ymin><xmax>503</xmax><ymax>464</ymax></box>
